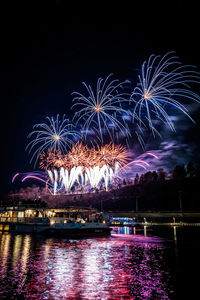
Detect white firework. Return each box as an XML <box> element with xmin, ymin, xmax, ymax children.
<box><xmin>26</xmin><ymin>114</ymin><xmax>80</xmax><ymax>167</ymax></box>
<box><xmin>131</xmin><ymin>51</ymin><xmax>200</xmax><ymax>136</ymax></box>
<box><xmin>71</xmin><ymin>74</ymin><xmax>131</xmax><ymax>143</ymax></box>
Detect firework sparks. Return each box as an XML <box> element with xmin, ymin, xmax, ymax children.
<box><xmin>71</xmin><ymin>74</ymin><xmax>131</xmax><ymax>143</ymax></box>
<box><xmin>135</xmin><ymin>163</ymin><xmax>147</xmax><ymax>170</ymax></box>
<box><xmin>12</xmin><ymin>173</ymin><xmax>19</xmax><ymax>183</ymax></box>
<box><xmin>15</xmin><ymin>51</ymin><xmax>200</xmax><ymax>197</ymax></box>
<box><xmin>40</xmin><ymin>142</ymin><xmax>130</xmax><ymax>170</ymax></box>
<box><xmin>146</xmin><ymin>152</ymin><xmax>159</xmax><ymax>159</ymax></box>
<box><xmin>39</xmin><ymin>142</ymin><xmax>130</xmax><ymax>194</ymax></box>
<box><xmin>131</xmin><ymin>51</ymin><xmax>200</xmax><ymax>136</ymax></box>
<box><xmin>15</xmin><ymin>144</ymin><xmax>160</xmax><ymax>195</ymax></box>
<box><xmin>21</xmin><ymin>175</ymin><xmax>47</xmax><ymax>184</ymax></box>
<box><xmin>26</xmin><ymin>114</ymin><xmax>80</xmax><ymax>167</ymax></box>
<box><xmin>11</xmin><ymin>171</ymin><xmax>50</xmax><ymax>187</ymax></box>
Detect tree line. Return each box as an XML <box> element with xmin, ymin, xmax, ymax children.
<box><xmin>133</xmin><ymin>162</ymin><xmax>200</xmax><ymax>186</ymax></box>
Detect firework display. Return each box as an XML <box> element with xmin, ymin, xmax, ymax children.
<box><xmin>14</xmin><ymin>147</ymin><xmax>159</xmax><ymax>195</ymax></box>
<box><xmin>131</xmin><ymin>51</ymin><xmax>200</xmax><ymax>136</ymax></box>
<box><xmin>39</xmin><ymin>142</ymin><xmax>130</xmax><ymax>194</ymax></box>
<box><xmin>26</xmin><ymin>114</ymin><xmax>80</xmax><ymax>166</ymax></box>
<box><xmin>71</xmin><ymin>74</ymin><xmax>131</xmax><ymax>143</ymax></box>
<box><xmin>15</xmin><ymin>51</ymin><xmax>200</xmax><ymax>195</ymax></box>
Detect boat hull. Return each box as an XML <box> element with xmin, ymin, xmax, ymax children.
<box><xmin>0</xmin><ymin>222</ymin><xmax>111</xmax><ymax>237</ymax></box>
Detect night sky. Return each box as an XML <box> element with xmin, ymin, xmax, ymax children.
<box><xmin>1</xmin><ymin>2</ymin><xmax>200</xmax><ymax>194</ymax></box>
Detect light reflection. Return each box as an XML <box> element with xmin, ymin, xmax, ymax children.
<box><xmin>173</xmin><ymin>226</ymin><xmax>179</xmax><ymax>258</ymax></box>
<box><xmin>144</xmin><ymin>225</ymin><xmax>147</xmax><ymax>236</ymax></box>
<box><xmin>12</xmin><ymin>235</ymin><xmax>22</xmax><ymax>267</ymax></box>
<box><xmin>21</xmin><ymin>235</ymin><xmax>31</xmax><ymax>273</ymax></box>
<box><xmin>133</xmin><ymin>227</ymin><xmax>136</xmax><ymax>235</ymax></box>
<box><xmin>0</xmin><ymin>233</ymin><xmax>11</xmax><ymax>277</ymax></box>
<box><xmin>0</xmin><ymin>229</ymin><xmax>172</xmax><ymax>299</ymax></box>
<box><xmin>173</xmin><ymin>226</ymin><xmax>177</xmax><ymax>241</ymax></box>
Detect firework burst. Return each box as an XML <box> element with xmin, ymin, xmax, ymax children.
<box><xmin>71</xmin><ymin>74</ymin><xmax>131</xmax><ymax>144</ymax></box>
<box><xmin>131</xmin><ymin>51</ymin><xmax>200</xmax><ymax>136</ymax></box>
<box><xmin>40</xmin><ymin>142</ymin><xmax>130</xmax><ymax>171</ymax></box>
<box><xmin>26</xmin><ymin>114</ymin><xmax>80</xmax><ymax>167</ymax></box>
<box><xmin>39</xmin><ymin>142</ymin><xmax>131</xmax><ymax>194</ymax></box>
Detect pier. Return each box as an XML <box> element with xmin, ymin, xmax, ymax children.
<box><xmin>107</xmin><ymin>211</ymin><xmax>200</xmax><ymax>226</ymax></box>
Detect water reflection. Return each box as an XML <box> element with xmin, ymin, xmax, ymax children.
<box><xmin>0</xmin><ymin>233</ymin><xmax>11</xmax><ymax>277</ymax></box>
<box><xmin>173</xmin><ymin>226</ymin><xmax>177</xmax><ymax>241</ymax></box>
<box><xmin>0</xmin><ymin>228</ymin><xmax>173</xmax><ymax>299</ymax></box>
<box><xmin>12</xmin><ymin>235</ymin><xmax>22</xmax><ymax>267</ymax></box>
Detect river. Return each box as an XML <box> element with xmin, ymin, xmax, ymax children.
<box><xmin>0</xmin><ymin>226</ymin><xmax>200</xmax><ymax>299</ymax></box>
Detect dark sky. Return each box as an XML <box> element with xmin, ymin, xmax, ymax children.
<box><xmin>1</xmin><ymin>1</ymin><xmax>200</xmax><ymax>193</ymax></box>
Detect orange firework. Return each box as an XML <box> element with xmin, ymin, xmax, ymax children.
<box><xmin>66</xmin><ymin>142</ymin><xmax>88</xmax><ymax>168</ymax></box>
<box><xmin>96</xmin><ymin>143</ymin><xmax>130</xmax><ymax>167</ymax></box>
<box><xmin>40</xmin><ymin>142</ymin><xmax>130</xmax><ymax>170</ymax></box>
<box><xmin>39</xmin><ymin>149</ymin><xmax>65</xmax><ymax>170</ymax></box>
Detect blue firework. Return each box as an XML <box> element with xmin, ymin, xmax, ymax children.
<box><xmin>26</xmin><ymin>114</ymin><xmax>80</xmax><ymax>167</ymax></box>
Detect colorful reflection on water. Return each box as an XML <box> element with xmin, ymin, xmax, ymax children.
<box><xmin>0</xmin><ymin>227</ymin><xmax>174</xmax><ymax>299</ymax></box>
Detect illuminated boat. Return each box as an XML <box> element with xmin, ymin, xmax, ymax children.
<box><xmin>0</xmin><ymin>206</ymin><xmax>111</xmax><ymax>237</ymax></box>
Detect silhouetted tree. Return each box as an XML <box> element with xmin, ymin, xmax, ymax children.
<box><xmin>186</xmin><ymin>162</ymin><xmax>197</xmax><ymax>178</ymax></box>
<box><xmin>134</xmin><ymin>173</ymin><xmax>139</xmax><ymax>185</ymax></box>
<box><xmin>172</xmin><ymin>165</ymin><xmax>186</xmax><ymax>181</ymax></box>
<box><xmin>143</xmin><ymin>171</ymin><xmax>153</xmax><ymax>183</ymax></box>
<box><xmin>157</xmin><ymin>168</ymin><xmax>166</xmax><ymax>182</ymax></box>
<box><xmin>139</xmin><ymin>174</ymin><xmax>144</xmax><ymax>184</ymax></box>
<box><xmin>152</xmin><ymin>171</ymin><xmax>158</xmax><ymax>183</ymax></box>
<box><xmin>123</xmin><ymin>179</ymin><xmax>127</xmax><ymax>185</ymax></box>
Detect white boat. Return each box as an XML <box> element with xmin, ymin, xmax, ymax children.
<box><xmin>0</xmin><ymin>206</ymin><xmax>111</xmax><ymax>237</ymax></box>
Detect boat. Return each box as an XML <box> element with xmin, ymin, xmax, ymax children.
<box><xmin>0</xmin><ymin>205</ymin><xmax>111</xmax><ymax>237</ymax></box>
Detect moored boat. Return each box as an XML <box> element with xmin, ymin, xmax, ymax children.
<box><xmin>0</xmin><ymin>205</ymin><xmax>111</xmax><ymax>237</ymax></box>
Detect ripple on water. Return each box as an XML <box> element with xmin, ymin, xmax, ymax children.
<box><xmin>0</xmin><ymin>230</ymin><xmax>173</xmax><ymax>299</ymax></box>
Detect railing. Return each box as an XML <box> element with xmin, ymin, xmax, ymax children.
<box><xmin>0</xmin><ymin>217</ymin><xmax>50</xmax><ymax>224</ymax></box>
<box><xmin>0</xmin><ymin>204</ymin><xmax>47</xmax><ymax>210</ymax></box>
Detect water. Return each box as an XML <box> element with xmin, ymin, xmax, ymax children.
<box><xmin>0</xmin><ymin>226</ymin><xmax>200</xmax><ymax>299</ymax></box>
